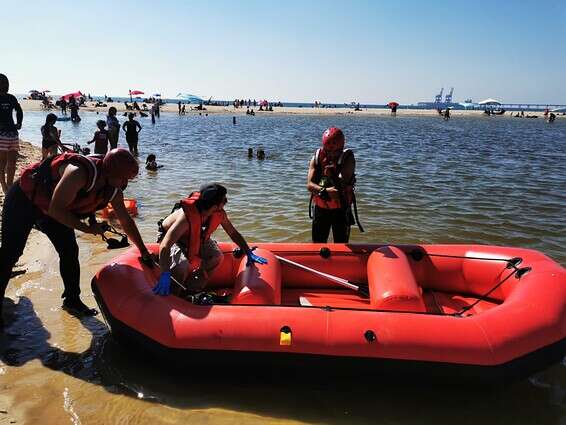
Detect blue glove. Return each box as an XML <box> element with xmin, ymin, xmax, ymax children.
<box><xmin>153</xmin><ymin>272</ymin><xmax>171</xmax><ymax>296</ymax></box>
<box><xmin>246</xmin><ymin>249</ymin><xmax>268</xmax><ymax>267</ymax></box>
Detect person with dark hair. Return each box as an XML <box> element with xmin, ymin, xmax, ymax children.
<box><xmin>153</xmin><ymin>183</ymin><xmax>268</xmax><ymax>296</ymax></box>
<box><xmin>122</xmin><ymin>113</ymin><xmax>142</xmax><ymax>156</ymax></box>
<box><xmin>145</xmin><ymin>153</ymin><xmax>163</xmax><ymax>171</ymax></box>
<box><xmin>106</xmin><ymin>107</ymin><xmax>120</xmax><ymax>149</ymax></box>
<box><xmin>87</xmin><ymin>120</ymin><xmax>110</xmax><ymax>154</ymax></box>
<box><xmin>68</xmin><ymin>96</ymin><xmax>80</xmax><ymax>122</ymax></box>
<box><xmin>0</xmin><ymin>74</ymin><xmax>23</xmax><ymax>194</ymax></box>
<box><xmin>60</xmin><ymin>97</ymin><xmax>67</xmax><ymax>115</ymax></box>
<box><xmin>41</xmin><ymin>113</ymin><xmax>65</xmax><ymax>159</ymax></box>
<box><xmin>0</xmin><ymin>149</ymin><xmax>153</xmax><ymax>331</ymax></box>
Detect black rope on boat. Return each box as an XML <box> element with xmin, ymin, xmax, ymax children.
<box><xmin>410</xmin><ymin>249</ymin><xmax>523</xmax><ymax>271</ymax></box>
<box><xmin>408</xmin><ymin>250</ymin><xmax>529</xmax><ymax>316</ymax></box>
<box><xmin>453</xmin><ymin>265</ymin><xmax>532</xmax><ymax>317</ymax></box>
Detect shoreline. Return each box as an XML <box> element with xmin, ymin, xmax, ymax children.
<box><xmin>18</xmin><ymin>99</ymin><xmax>554</xmax><ymax>119</ymax></box>
<box><xmin>0</xmin><ymin>140</ymin><xmax>43</xmax><ymax>425</ymax></box>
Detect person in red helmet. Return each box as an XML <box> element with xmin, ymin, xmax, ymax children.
<box><xmin>307</xmin><ymin>127</ymin><xmax>363</xmax><ymax>243</ymax></box>
<box><xmin>0</xmin><ymin>148</ymin><xmax>153</xmax><ymax>331</ymax></box>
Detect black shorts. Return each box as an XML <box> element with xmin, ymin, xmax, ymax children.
<box><xmin>126</xmin><ymin>133</ymin><xmax>138</xmax><ymax>143</ymax></box>
<box><xmin>42</xmin><ymin>139</ymin><xmax>57</xmax><ymax>150</ymax></box>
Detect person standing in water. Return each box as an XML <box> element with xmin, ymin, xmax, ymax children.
<box><xmin>122</xmin><ymin>113</ymin><xmax>142</xmax><ymax>156</ymax></box>
<box><xmin>60</xmin><ymin>97</ymin><xmax>67</xmax><ymax>115</ymax></box>
<box><xmin>41</xmin><ymin>113</ymin><xmax>66</xmax><ymax>159</ymax></box>
<box><xmin>68</xmin><ymin>96</ymin><xmax>81</xmax><ymax>122</ymax></box>
<box><xmin>106</xmin><ymin>107</ymin><xmax>120</xmax><ymax>149</ymax></box>
<box><xmin>87</xmin><ymin>120</ymin><xmax>110</xmax><ymax>155</ymax></box>
<box><xmin>307</xmin><ymin>127</ymin><xmax>362</xmax><ymax>243</ymax></box>
<box><xmin>0</xmin><ymin>74</ymin><xmax>23</xmax><ymax>194</ymax></box>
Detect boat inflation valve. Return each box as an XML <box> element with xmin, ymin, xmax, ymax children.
<box><xmin>280</xmin><ymin>326</ymin><xmax>292</xmax><ymax>346</ymax></box>
<box><xmin>319</xmin><ymin>247</ymin><xmax>331</xmax><ymax>259</ymax></box>
<box><xmin>409</xmin><ymin>249</ymin><xmax>424</xmax><ymax>262</ymax></box>
<box><xmin>506</xmin><ymin>257</ymin><xmax>523</xmax><ymax>269</ymax></box>
<box><xmin>515</xmin><ymin>267</ymin><xmax>532</xmax><ymax>279</ymax></box>
<box><xmin>364</xmin><ymin>330</ymin><xmax>376</xmax><ymax>343</ymax></box>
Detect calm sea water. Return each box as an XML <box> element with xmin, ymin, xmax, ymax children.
<box><xmin>4</xmin><ymin>110</ymin><xmax>566</xmax><ymax>424</ymax></box>
<box><xmin>18</xmin><ymin>110</ymin><xmax>566</xmax><ymax>265</ymax></box>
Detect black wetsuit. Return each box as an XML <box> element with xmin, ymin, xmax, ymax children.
<box><xmin>123</xmin><ymin>120</ymin><xmax>140</xmax><ymax>155</ymax></box>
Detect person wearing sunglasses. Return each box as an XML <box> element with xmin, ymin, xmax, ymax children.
<box><xmin>153</xmin><ymin>183</ymin><xmax>267</xmax><ymax>296</ymax></box>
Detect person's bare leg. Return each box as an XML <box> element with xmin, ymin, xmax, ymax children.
<box><xmin>6</xmin><ymin>150</ymin><xmax>17</xmax><ymax>188</ymax></box>
<box><xmin>0</xmin><ymin>151</ymin><xmax>7</xmax><ymax>193</ymax></box>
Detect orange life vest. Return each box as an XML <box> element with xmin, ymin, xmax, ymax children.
<box><xmin>19</xmin><ymin>152</ymin><xmax>118</xmax><ymax>217</ymax></box>
<box><xmin>180</xmin><ymin>192</ymin><xmax>225</xmax><ymax>271</ymax></box>
<box><xmin>312</xmin><ymin>148</ymin><xmax>355</xmax><ymax>209</ymax></box>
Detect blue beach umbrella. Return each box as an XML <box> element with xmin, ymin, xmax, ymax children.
<box><xmin>176</xmin><ymin>93</ymin><xmax>204</xmax><ymax>103</ymax></box>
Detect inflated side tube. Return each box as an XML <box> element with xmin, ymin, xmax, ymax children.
<box><xmin>231</xmin><ymin>248</ymin><xmax>281</xmax><ymax>305</ymax></box>
<box><xmin>368</xmin><ymin>246</ymin><xmax>426</xmax><ymax>312</ymax></box>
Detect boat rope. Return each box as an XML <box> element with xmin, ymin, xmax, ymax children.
<box><xmin>410</xmin><ymin>249</ymin><xmax>523</xmax><ymax>270</ymax></box>
<box><xmin>409</xmin><ymin>250</ymin><xmax>531</xmax><ymax>316</ymax></box>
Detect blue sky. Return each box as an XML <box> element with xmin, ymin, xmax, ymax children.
<box><xmin>3</xmin><ymin>0</ymin><xmax>565</xmax><ymax>104</ymax></box>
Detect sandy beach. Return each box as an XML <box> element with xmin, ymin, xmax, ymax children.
<box><xmin>18</xmin><ymin>99</ymin><xmax>548</xmax><ymax>119</ymax></box>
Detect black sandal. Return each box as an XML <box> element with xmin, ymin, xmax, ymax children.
<box><xmin>62</xmin><ymin>299</ymin><xmax>98</xmax><ymax>317</ymax></box>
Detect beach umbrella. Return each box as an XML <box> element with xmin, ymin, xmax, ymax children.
<box><xmin>478</xmin><ymin>98</ymin><xmax>501</xmax><ymax>105</ymax></box>
<box><xmin>388</xmin><ymin>101</ymin><xmax>399</xmax><ymax>109</ymax></box>
<box><xmin>129</xmin><ymin>90</ymin><xmax>144</xmax><ymax>102</ymax></box>
<box><xmin>61</xmin><ymin>91</ymin><xmax>84</xmax><ymax>101</ymax></box>
<box><xmin>176</xmin><ymin>93</ymin><xmax>203</xmax><ymax>103</ymax></box>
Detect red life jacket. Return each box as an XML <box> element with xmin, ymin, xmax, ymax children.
<box><xmin>19</xmin><ymin>152</ymin><xmax>118</xmax><ymax>217</ymax></box>
<box><xmin>180</xmin><ymin>192</ymin><xmax>225</xmax><ymax>271</ymax></box>
<box><xmin>312</xmin><ymin>148</ymin><xmax>355</xmax><ymax>209</ymax></box>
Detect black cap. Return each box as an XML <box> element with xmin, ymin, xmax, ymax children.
<box><xmin>199</xmin><ymin>183</ymin><xmax>227</xmax><ymax>209</ymax></box>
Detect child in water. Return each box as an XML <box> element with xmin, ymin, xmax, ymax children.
<box><xmin>146</xmin><ymin>154</ymin><xmax>163</xmax><ymax>171</ymax></box>
<box><xmin>41</xmin><ymin>113</ymin><xmax>65</xmax><ymax>159</ymax></box>
<box><xmin>87</xmin><ymin>120</ymin><xmax>110</xmax><ymax>155</ymax></box>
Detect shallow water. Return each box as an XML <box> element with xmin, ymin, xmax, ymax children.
<box><xmin>18</xmin><ymin>111</ymin><xmax>566</xmax><ymax>264</ymax></box>
<box><xmin>2</xmin><ymin>110</ymin><xmax>566</xmax><ymax>424</ymax></box>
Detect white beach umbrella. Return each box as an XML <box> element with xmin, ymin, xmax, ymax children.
<box><xmin>478</xmin><ymin>98</ymin><xmax>502</xmax><ymax>105</ymax></box>
<box><xmin>176</xmin><ymin>93</ymin><xmax>204</xmax><ymax>103</ymax></box>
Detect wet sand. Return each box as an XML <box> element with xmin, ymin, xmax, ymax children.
<box><xmin>19</xmin><ymin>99</ymin><xmax>547</xmax><ymax>119</ymax></box>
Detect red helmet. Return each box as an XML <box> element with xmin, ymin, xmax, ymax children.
<box><xmin>103</xmin><ymin>148</ymin><xmax>139</xmax><ymax>180</ymax></box>
<box><xmin>322</xmin><ymin>127</ymin><xmax>345</xmax><ymax>152</ymax></box>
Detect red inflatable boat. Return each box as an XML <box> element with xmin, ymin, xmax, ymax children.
<box><xmin>99</xmin><ymin>198</ymin><xmax>138</xmax><ymax>219</ymax></box>
<box><xmin>92</xmin><ymin>243</ymin><xmax>566</xmax><ymax>381</ymax></box>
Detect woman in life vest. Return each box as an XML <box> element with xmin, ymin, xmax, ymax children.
<box><xmin>307</xmin><ymin>127</ymin><xmax>356</xmax><ymax>243</ymax></box>
<box><xmin>0</xmin><ymin>148</ymin><xmax>153</xmax><ymax>331</ymax></box>
<box><xmin>153</xmin><ymin>183</ymin><xmax>268</xmax><ymax>296</ymax></box>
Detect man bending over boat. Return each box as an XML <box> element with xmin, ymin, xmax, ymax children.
<box><xmin>154</xmin><ymin>183</ymin><xmax>267</xmax><ymax>296</ymax></box>
<box><xmin>0</xmin><ymin>149</ymin><xmax>153</xmax><ymax>331</ymax></box>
